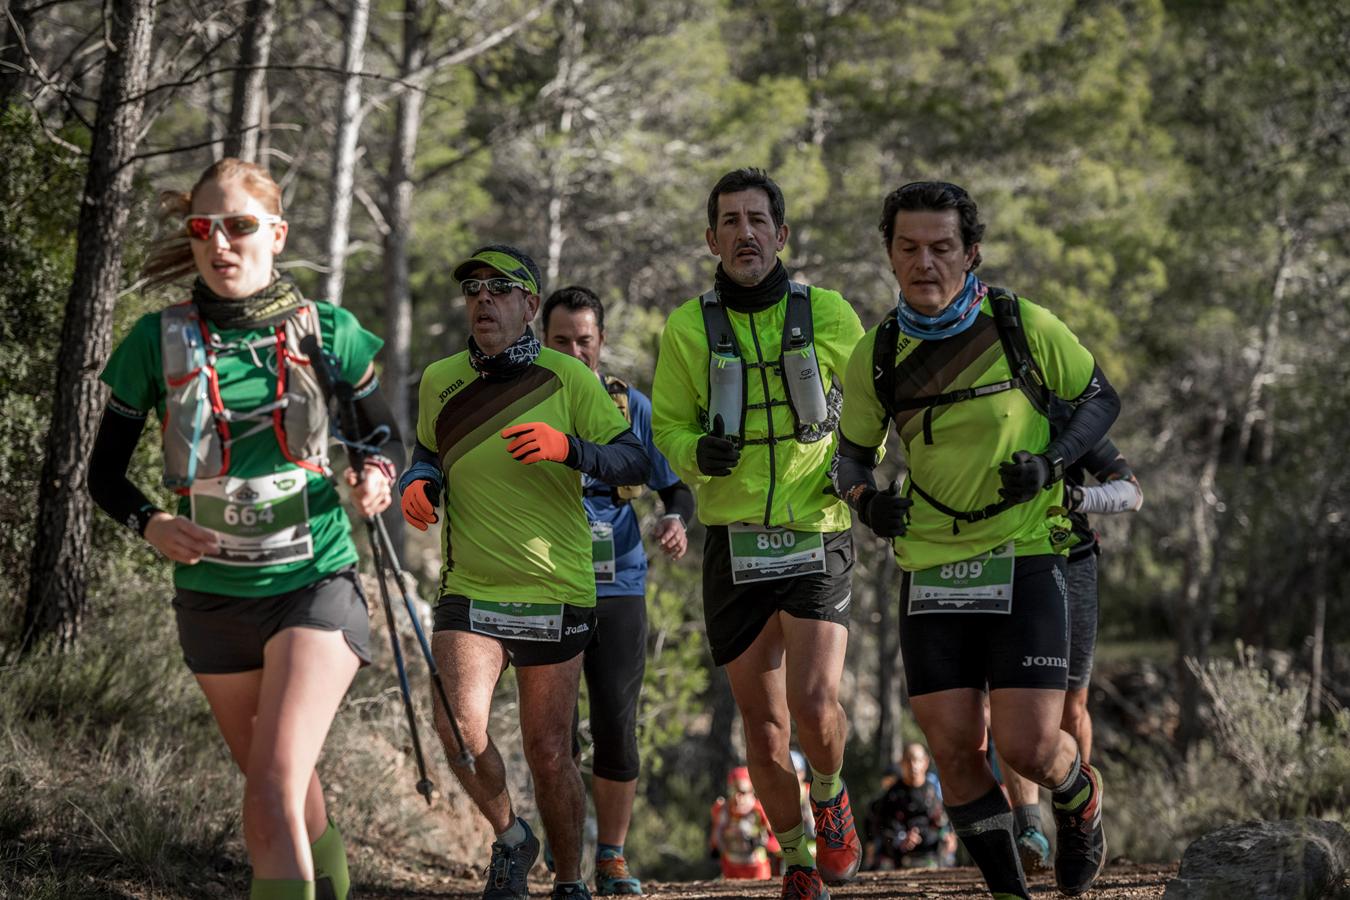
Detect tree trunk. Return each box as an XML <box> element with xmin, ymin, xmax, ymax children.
<box><xmin>223</xmin><ymin>0</ymin><xmax>277</xmax><ymax>161</ymax></box>
<box><xmin>1174</xmin><ymin>402</ymin><xmax>1226</xmax><ymax>753</ymax></box>
<box><xmin>380</xmin><ymin>0</ymin><xmax>429</xmax><ymax>556</ymax></box>
<box><xmin>21</xmin><ymin>0</ymin><xmax>158</xmax><ymax>653</ymax></box>
<box><xmin>0</xmin><ymin>0</ymin><xmax>36</xmax><ymax>108</ymax></box>
<box><xmin>321</xmin><ymin>0</ymin><xmax>371</xmax><ymax>306</ymax></box>
<box><xmin>544</xmin><ymin>0</ymin><xmax>583</xmax><ymax>289</ymax></box>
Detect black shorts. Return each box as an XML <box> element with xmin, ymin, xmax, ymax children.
<box><xmin>1066</xmin><ymin>553</ymin><xmax>1099</xmax><ymax>691</ymax></box>
<box><xmin>899</xmin><ymin>553</ymin><xmax>1069</xmax><ymax>696</ymax></box>
<box><xmin>703</xmin><ymin>526</ymin><xmax>854</xmax><ymax>667</ymax></box>
<box><xmin>433</xmin><ymin>594</ymin><xmax>596</xmax><ymax>667</ymax></box>
<box><xmin>572</xmin><ymin>594</ymin><xmax>647</xmax><ymax>781</ymax></box>
<box><xmin>173</xmin><ymin>566</ymin><xmax>372</xmax><ymax>675</ymax></box>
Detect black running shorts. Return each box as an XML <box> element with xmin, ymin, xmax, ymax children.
<box><xmin>173</xmin><ymin>566</ymin><xmax>372</xmax><ymax>674</ymax></box>
<box><xmin>1065</xmin><ymin>553</ymin><xmax>1099</xmax><ymax>691</ymax></box>
<box><xmin>433</xmin><ymin>594</ymin><xmax>596</xmax><ymax>668</ymax></box>
<box><xmin>575</xmin><ymin>594</ymin><xmax>647</xmax><ymax>781</ymax></box>
<box><xmin>702</xmin><ymin>526</ymin><xmax>854</xmax><ymax>667</ymax></box>
<box><xmin>899</xmin><ymin>553</ymin><xmax>1069</xmax><ymax>696</ymax></box>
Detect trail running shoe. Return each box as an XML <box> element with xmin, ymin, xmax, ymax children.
<box><xmin>1052</xmin><ymin>763</ymin><xmax>1107</xmax><ymax>896</ymax></box>
<box><xmin>780</xmin><ymin>864</ymin><xmax>830</xmax><ymax>900</ymax></box>
<box><xmin>483</xmin><ymin>819</ymin><xmax>540</xmax><ymax>900</ymax></box>
<box><xmin>593</xmin><ymin>849</ymin><xmax>641</xmax><ymax>895</ymax></box>
<box><xmin>810</xmin><ymin>784</ymin><xmax>862</xmax><ymax>884</ymax></box>
<box><xmin>551</xmin><ymin>882</ymin><xmax>593</xmax><ymax>899</ymax></box>
<box><xmin>1016</xmin><ymin>826</ymin><xmax>1052</xmax><ymax>872</ymax></box>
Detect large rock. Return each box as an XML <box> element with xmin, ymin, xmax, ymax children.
<box><xmin>1164</xmin><ymin>819</ymin><xmax>1350</xmax><ymax>900</ymax></box>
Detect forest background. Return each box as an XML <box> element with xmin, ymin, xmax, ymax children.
<box><xmin>1</xmin><ymin>0</ymin><xmax>1348</xmax><ymax>897</ymax></box>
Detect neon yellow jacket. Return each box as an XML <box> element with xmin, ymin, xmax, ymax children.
<box><xmin>652</xmin><ymin>284</ymin><xmax>863</xmax><ymax>531</ymax></box>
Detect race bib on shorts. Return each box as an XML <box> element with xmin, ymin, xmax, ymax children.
<box><xmin>908</xmin><ymin>542</ymin><xmax>1014</xmax><ymax>614</ymax></box>
<box><xmin>591</xmin><ymin>521</ymin><xmax>616</xmax><ymax>584</ymax></box>
<box><xmin>190</xmin><ymin>472</ymin><xmax>313</xmax><ymax>567</ymax></box>
<box><xmin>468</xmin><ymin>599</ymin><xmax>564</xmax><ymax>643</ymax></box>
<box><xmin>728</xmin><ymin>524</ymin><xmax>826</xmax><ymax>585</ymax></box>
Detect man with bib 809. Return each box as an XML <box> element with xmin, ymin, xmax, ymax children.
<box><xmin>398</xmin><ymin>245</ymin><xmax>650</xmax><ymax>900</ymax></box>
<box><xmin>651</xmin><ymin>168</ymin><xmax>865</xmax><ymax>900</ymax></box>
<box><xmin>832</xmin><ymin>181</ymin><xmax>1121</xmax><ymax>900</ymax></box>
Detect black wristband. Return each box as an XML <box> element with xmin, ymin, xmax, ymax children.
<box><xmin>132</xmin><ymin>503</ymin><xmax>162</xmax><ymax>537</ymax></box>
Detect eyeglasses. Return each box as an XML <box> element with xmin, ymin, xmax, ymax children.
<box><xmin>184</xmin><ymin>213</ymin><xmax>282</xmax><ymax>241</ymax></box>
<box><xmin>461</xmin><ymin>277</ymin><xmax>528</xmax><ymax>297</ymax></box>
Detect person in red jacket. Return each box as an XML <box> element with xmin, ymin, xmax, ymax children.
<box><xmin>710</xmin><ymin>767</ymin><xmax>781</xmax><ymax>880</ymax></box>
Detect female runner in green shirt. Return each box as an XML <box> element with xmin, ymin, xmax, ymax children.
<box><xmin>89</xmin><ymin>159</ymin><xmax>402</xmax><ymax>900</ymax></box>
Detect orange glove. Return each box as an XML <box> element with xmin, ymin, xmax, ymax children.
<box><xmin>501</xmin><ymin>421</ymin><xmax>571</xmax><ymax>465</ymax></box>
<box><xmin>400</xmin><ymin>480</ymin><xmax>438</xmax><ymax>531</ymax></box>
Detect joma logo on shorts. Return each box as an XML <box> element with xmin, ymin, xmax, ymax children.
<box><xmin>565</xmin><ymin>623</ymin><xmax>590</xmax><ymax>636</ymax></box>
<box><xmin>1023</xmin><ymin>655</ymin><xmax>1068</xmax><ymax>668</ymax></box>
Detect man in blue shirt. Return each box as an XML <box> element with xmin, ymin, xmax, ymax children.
<box><xmin>542</xmin><ymin>286</ymin><xmax>695</xmax><ymax>896</ymax></box>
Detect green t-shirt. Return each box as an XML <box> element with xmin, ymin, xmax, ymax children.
<box><xmin>415</xmin><ymin>348</ymin><xmax>629</xmax><ymax>608</ymax></box>
<box><xmin>100</xmin><ymin>300</ymin><xmax>383</xmax><ymax>597</ymax></box>
<box><xmin>651</xmin><ymin>285</ymin><xmax>864</xmax><ymax>531</ymax></box>
<box><xmin>839</xmin><ymin>295</ymin><xmax>1096</xmax><ymax>572</ymax></box>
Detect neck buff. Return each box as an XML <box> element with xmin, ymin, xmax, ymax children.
<box><xmin>714</xmin><ymin>259</ymin><xmax>790</xmax><ymax>313</ymax></box>
<box><xmin>468</xmin><ymin>327</ymin><xmax>541</xmax><ymax>382</ymax></box>
<box><xmin>895</xmin><ymin>272</ymin><xmax>987</xmax><ymax>340</ymax></box>
<box><xmin>192</xmin><ymin>274</ymin><xmax>304</xmax><ymax>331</ymax></box>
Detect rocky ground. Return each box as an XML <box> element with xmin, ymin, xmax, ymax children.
<box><xmin>358</xmin><ymin>861</ymin><xmax>1177</xmax><ymax>898</ymax></box>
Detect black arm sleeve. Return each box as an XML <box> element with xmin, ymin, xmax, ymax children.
<box><xmin>832</xmin><ymin>434</ymin><xmax>881</xmax><ymax>509</ymax></box>
<box><xmin>1046</xmin><ymin>363</ymin><xmax>1120</xmax><ymax>469</ymax></box>
<box><xmin>656</xmin><ymin>481</ymin><xmax>695</xmax><ymax>522</ymax></box>
<box><xmin>410</xmin><ymin>440</ymin><xmax>438</xmax><ymax>468</ymax></box>
<box><xmin>87</xmin><ymin>398</ymin><xmax>160</xmax><ymax>535</ymax></box>
<box><xmin>1081</xmin><ymin>435</ymin><xmax>1134</xmax><ymax>483</ymax></box>
<box><xmin>565</xmin><ymin>428</ymin><xmax>651</xmax><ymax>485</ymax></box>
<box><xmin>352</xmin><ymin>375</ymin><xmax>406</xmax><ymax>471</ymax></box>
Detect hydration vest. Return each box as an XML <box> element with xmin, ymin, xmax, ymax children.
<box><xmin>604</xmin><ymin>374</ymin><xmax>645</xmax><ymax>503</ymax></box>
<box><xmin>159</xmin><ymin>300</ymin><xmax>331</xmax><ymax>491</ymax></box>
<box><xmin>699</xmin><ymin>281</ymin><xmax>840</xmax><ymax>446</ymax></box>
<box><xmin>872</xmin><ymin>287</ymin><xmax>1073</xmax><ymax>533</ymax></box>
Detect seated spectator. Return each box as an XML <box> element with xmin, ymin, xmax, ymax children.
<box><xmin>864</xmin><ymin>743</ymin><xmax>952</xmax><ymax>870</ymax></box>
<box><xmin>709</xmin><ymin>766</ymin><xmax>780</xmax><ymax>880</ymax></box>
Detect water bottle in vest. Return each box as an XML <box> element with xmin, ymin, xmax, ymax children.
<box><xmin>708</xmin><ymin>336</ymin><xmax>744</xmax><ymax>441</ymax></box>
<box><xmin>781</xmin><ymin>324</ymin><xmax>828</xmax><ymax>425</ymax></box>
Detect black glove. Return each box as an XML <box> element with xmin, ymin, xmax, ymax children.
<box><xmin>858</xmin><ymin>480</ymin><xmax>912</xmax><ymax>538</ymax></box>
<box><xmin>697</xmin><ymin>414</ymin><xmax>740</xmax><ymax>477</ymax></box>
<box><xmin>998</xmin><ymin>450</ymin><xmax>1051</xmax><ymax>504</ymax></box>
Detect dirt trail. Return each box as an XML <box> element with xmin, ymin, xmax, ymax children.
<box><xmin>360</xmin><ymin>862</ymin><xmax>1176</xmax><ymax>898</ymax></box>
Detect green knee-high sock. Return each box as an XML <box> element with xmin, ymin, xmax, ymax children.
<box><xmin>311</xmin><ymin>820</ymin><xmax>351</xmax><ymax>900</ymax></box>
<box><xmin>250</xmin><ymin>878</ymin><xmax>316</xmax><ymax>900</ymax></box>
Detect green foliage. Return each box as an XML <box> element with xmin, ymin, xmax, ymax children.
<box><xmin>0</xmin><ymin>108</ymin><xmax>83</xmax><ymax>607</ymax></box>
<box><xmin>1111</xmin><ymin>647</ymin><xmax>1350</xmax><ymax>861</ymax></box>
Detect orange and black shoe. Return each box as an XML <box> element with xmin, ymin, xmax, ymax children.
<box><xmin>1053</xmin><ymin>763</ymin><xmax>1107</xmax><ymax>896</ymax></box>
<box><xmin>810</xmin><ymin>783</ymin><xmax>862</xmax><ymax>885</ymax></box>
<box><xmin>781</xmin><ymin>864</ymin><xmax>830</xmax><ymax>900</ymax></box>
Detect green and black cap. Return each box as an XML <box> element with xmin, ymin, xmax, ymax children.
<box><xmin>453</xmin><ymin>244</ymin><xmax>543</xmax><ymax>296</ymax></box>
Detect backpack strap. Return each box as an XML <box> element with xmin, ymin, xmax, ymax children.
<box><xmin>781</xmin><ymin>281</ymin><xmax>814</xmax><ymax>353</ymax></box>
<box><xmin>872</xmin><ymin>311</ymin><xmax>900</xmax><ymax>420</ymax></box>
<box><xmin>989</xmin><ymin>287</ymin><xmax>1052</xmax><ymax>419</ymax></box>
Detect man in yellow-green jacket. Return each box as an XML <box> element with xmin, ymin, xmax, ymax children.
<box><xmin>652</xmin><ymin>168</ymin><xmax>865</xmax><ymax>900</ymax></box>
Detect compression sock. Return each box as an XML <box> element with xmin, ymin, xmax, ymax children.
<box><xmin>1051</xmin><ymin>751</ymin><xmax>1092</xmax><ymax>811</ymax></box>
<box><xmin>311</xmin><ymin>820</ymin><xmax>350</xmax><ymax>900</ymax></box>
<box><xmin>1013</xmin><ymin>803</ymin><xmax>1042</xmax><ymax>835</ymax></box>
<box><xmin>596</xmin><ymin>841</ymin><xmax>624</xmax><ymax>860</ymax></box>
<box><xmin>775</xmin><ymin>823</ymin><xmax>815</xmax><ymax>870</ymax></box>
<box><xmin>946</xmin><ymin>785</ymin><xmax>1030</xmax><ymax>900</ymax></box>
<box><xmin>808</xmin><ymin>764</ymin><xmax>843</xmax><ymax>803</ymax></box>
<box><xmin>496</xmin><ymin>815</ymin><xmax>528</xmax><ymax>847</ymax></box>
<box><xmin>250</xmin><ymin>879</ymin><xmax>316</xmax><ymax>900</ymax></box>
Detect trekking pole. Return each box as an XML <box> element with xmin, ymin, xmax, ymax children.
<box><xmin>300</xmin><ymin>339</ymin><xmax>457</xmax><ymax>797</ymax></box>
<box><xmin>300</xmin><ymin>336</ymin><xmax>475</xmax><ymax>775</ymax></box>
<box><xmin>368</xmin><ymin>512</ymin><xmax>475</xmax><ymax>771</ymax></box>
